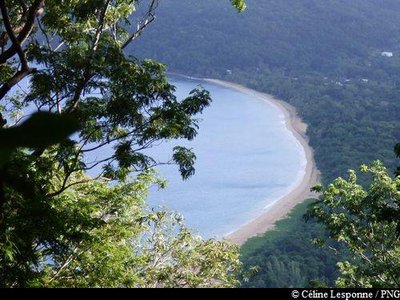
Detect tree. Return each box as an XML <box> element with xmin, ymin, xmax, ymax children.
<box><xmin>0</xmin><ymin>0</ymin><xmax>245</xmax><ymax>287</ymax></box>
<box><xmin>308</xmin><ymin>161</ymin><xmax>400</xmax><ymax>288</ymax></box>
<box><xmin>1</xmin><ymin>0</ymin><xmax>212</xmax><ymax>184</ymax></box>
<box><xmin>0</xmin><ymin>0</ymin><xmax>245</xmax><ymax>189</ymax></box>
<box><xmin>0</xmin><ymin>168</ymin><xmax>241</xmax><ymax>287</ymax></box>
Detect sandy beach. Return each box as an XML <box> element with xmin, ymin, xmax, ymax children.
<box><xmin>201</xmin><ymin>78</ymin><xmax>321</xmax><ymax>245</ymax></box>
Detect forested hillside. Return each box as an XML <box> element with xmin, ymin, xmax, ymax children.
<box><xmin>132</xmin><ymin>0</ymin><xmax>400</xmax><ymax>185</ymax></box>
<box><xmin>131</xmin><ymin>0</ymin><xmax>400</xmax><ymax>287</ymax></box>
<box><xmin>240</xmin><ymin>200</ymin><xmax>349</xmax><ymax>288</ymax></box>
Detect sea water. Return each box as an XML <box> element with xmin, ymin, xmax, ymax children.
<box><xmin>11</xmin><ymin>74</ymin><xmax>306</xmax><ymax>239</ymax></box>
<box><xmin>143</xmin><ymin>76</ymin><xmax>306</xmax><ymax>239</ymax></box>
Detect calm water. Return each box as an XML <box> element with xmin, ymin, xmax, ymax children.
<box><xmin>14</xmin><ymin>74</ymin><xmax>305</xmax><ymax>239</ymax></box>
<box><xmin>143</xmin><ymin>76</ymin><xmax>306</xmax><ymax>239</ymax></box>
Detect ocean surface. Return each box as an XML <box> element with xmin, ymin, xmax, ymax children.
<box><xmin>12</xmin><ymin>74</ymin><xmax>306</xmax><ymax>239</ymax></box>
<box><xmin>141</xmin><ymin>76</ymin><xmax>306</xmax><ymax>239</ymax></box>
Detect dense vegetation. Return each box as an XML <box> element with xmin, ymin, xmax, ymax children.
<box><xmin>132</xmin><ymin>0</ymin><xmax>400</xmax><ymax>287</ymax></box>
<box><xmin>0</xmin><ymin>0</ymin><xmax>245</xmax><ymax>287</ymax></box>
<box><xmin>1</xmin><ymin>0</ymin><xmax>399</xmax><ymax>288</ymax></box>
<box><xmin>133</xmin><ymin>0</ymin><xmax>400</xmax><ymax>185</ymax></box>
<box><xmin>240</xmin><ymin>200</ymin><xmax>348</xmax><ymax>288</ymax></box>
<box><xmin>308</xmin><ymin>162</ymin><xmax>400</xmax><ymax>287</ymax></box>
<box><xmin>242</xmin><ymin>163</ymin><xmax>400</xmax><ymax>288</ymax></box>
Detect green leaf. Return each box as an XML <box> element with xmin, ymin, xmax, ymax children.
<box><xmin>0</xmin><ymin>112</ymin><xmax>80</xmax><ymax>150</ymax></box>
<box><xmin>231</xmin><ymin>0</ymin><xmax>246</xmax><ymax>12</ymax></box>
<box><xmin>173</xmin><ymin>146</ymin><xmax>196</xmax><ymax>180</ymax></box>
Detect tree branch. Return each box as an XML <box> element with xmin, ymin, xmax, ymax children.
<box><xmin>0</xmin><ymin>1</ymin><xmax>26</xmax><ymax>49</ymax></box>
<box><xmin>92</xmin><ymin>0</ymin><xmax>111</xmax><ymax>51</ymax></box>
<box><xmin>0</xmin><ymin>67</ymin><xmax>35</xmax><ymax>100</ymax></box>
<box><xmin>0</xmin><ymin>1</ymin><xmax>29</xmax><ymax>70</ymax></box>
<box><xmin>66</xmin><ymin>0</ymin><xmax>113</xmax><ymax>113</ymax></box>
<box><xmin>121</xmin><ymin>0</ymin><xmax>158</xmax><ymax>49</ymax></box>
<box><xmin>0</xmin><ymin>0</ymin><xmax>44</xmax><ymax>65</ymax></box>
<box><xmin>0</xmin><ymin>0</ymin><xmax>44</xmax><ymax>100</ymax></box>
<box><xmin>17</xmin><ymin>0</ymin><xmax>28</xmax><ymax>15</ymax></box>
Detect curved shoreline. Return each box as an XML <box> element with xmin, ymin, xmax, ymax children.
<box><xmin>202</xmin><ymin>78</ymin><xmax>321</xmax><ymax>245</ymax></box>
<box><xmin>169</xmin><ymin>73</ymin><xmax>321</xmax><ymax>245</ymax></box>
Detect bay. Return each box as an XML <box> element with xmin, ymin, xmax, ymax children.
<box><xmin>143</xmin><ymin>76</ymin><xmax>306</xmax><ymax>239</ymax></box>
<box><xmin>11</xmin><ymin>73</ymin><xmax>306</xmax><ymax>239</ymax></box>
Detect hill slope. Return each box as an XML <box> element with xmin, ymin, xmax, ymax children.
<box><xmin>133</xmin><ymin>0</ymin><xmax>400</xmax><ymax>77</ymax></box>
<box><xmin>129</xmin><ymin>0</ymin><xmax>400</xmax><ymax>287</ymax></box>
<box><xmin>131</xmin><ymin>0</ymin><xmax>400</xmax><ymax>184</ymax></box>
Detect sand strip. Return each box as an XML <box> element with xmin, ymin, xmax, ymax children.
<box><xmin>201</xmin><ymin>78</ymin><xmax>321</xmax><ymax>245</ymax></box>
<box><xmin>169</xmin><ymin>73</ymin><xmax>321</xmax><ymax>245</ymax></box>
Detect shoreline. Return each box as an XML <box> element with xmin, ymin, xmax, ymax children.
<box><xmin>169</xmin><ymin>73</ymin><xmax>320</xmax><ymax>245</ymax></box>
<box><xmin>202</xmin><ymin>78</ymin><xmax>321</xmax><ymax>245</ymax></box>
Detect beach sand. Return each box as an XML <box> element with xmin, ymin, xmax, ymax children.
<box><xmin>202</xmin><ymin>78</ymin><xmax>321</xmax><ymax>245</ymax></box>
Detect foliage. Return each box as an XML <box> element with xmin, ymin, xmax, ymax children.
<box><xmin>132</xmin><ymin>0</ymin><xmax>400</xmax><ymax>186</ymax></box>
<box><xmin>0</xmin><ymin>168</ymin><xmax>240</xmax><ymax>287</ymax></box>
<box><xmin>0</xmin><ymin>0</ymin><xmax>245</xmax><ymax>288</ymax></box>
<box><xmin>131</xmin><ymin>1</ymin><xmax>400</xmax><ymax>287</ymax></box>
<box><xmin>0</xmin><ymin>112</ymin><xmax>79</xmax><ymax>172</ymax></box>
<box><xmin>231</xmin><ymin>0</ymin><xmax>246</xmax><ymax>12</ymax></box>
<box><xmin>307</xmin><ymin>161</ymin><xmax>400</xmax><ymax>288</ymax></box>
<box><xmin>0</xmin><ymin>1</ymin><xmax>216</xmax><ymax>184</ymax></box>
<box><xmin>239</xmin><ymin>200</ymin><xmax>347</xmax><ymax>288</ymax></box>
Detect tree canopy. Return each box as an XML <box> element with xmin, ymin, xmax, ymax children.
<box><xmin>129</xmin><ymin>2</ymin><xmax>400</xmax><ymax>287</ymax></box>
<box><xmin>0</xmin><ymin>0</ymin><xmax>245</xmax><ymax>287</ymax></box>
<box><xmin>308</xmin><ymin>161</ymin><xmax>400</xmax><ymax>288</ymax></box>
<box><xmin>0</xmin><ymin>168</ymin><xmax>241</xmax><ymax>287</ymax></box>
<box><xmin>131</xmin><ymin>0</ymin><xmax>400</xmax><ymax>186</ymax></box>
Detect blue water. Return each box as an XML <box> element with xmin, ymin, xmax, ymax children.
<box><xmin>11</xmin><ymin>74</ymin><xmax>306</xmax><ymax>239</ymax></box>
<box><xmin>142</xmin><ymin>76</ymin><xmax>306</xmax><ymax>239</ymax></box>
